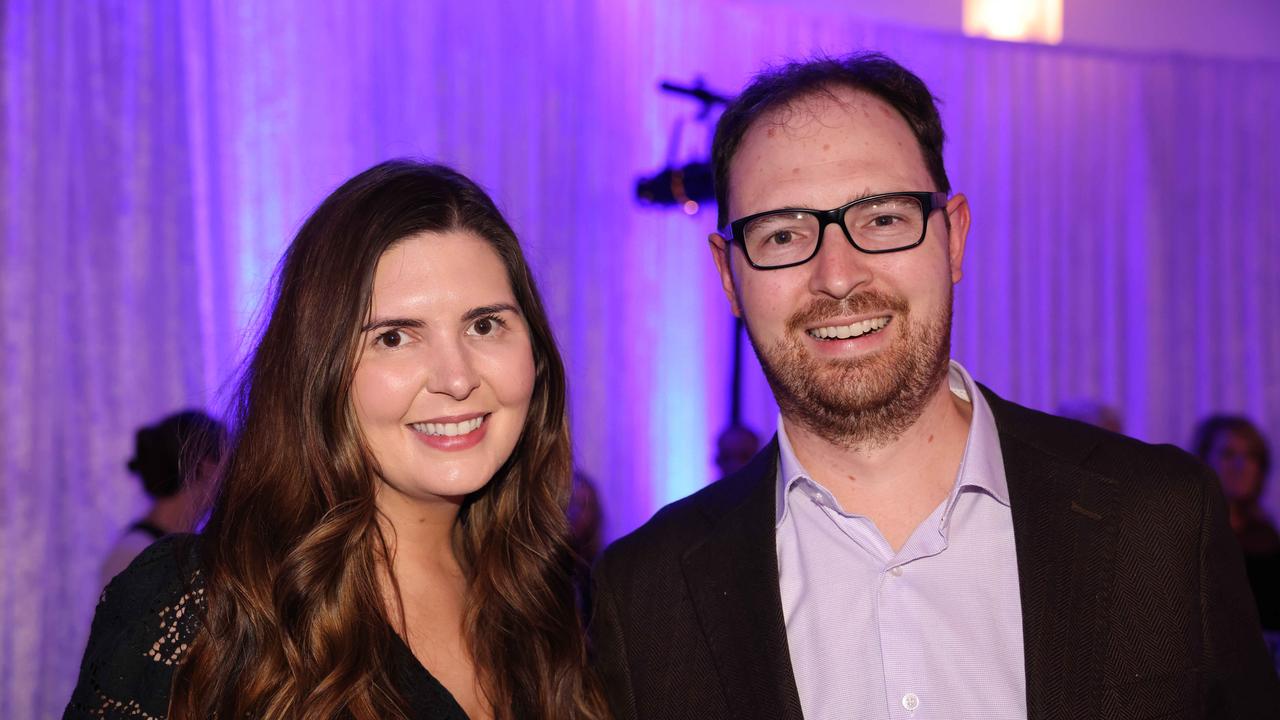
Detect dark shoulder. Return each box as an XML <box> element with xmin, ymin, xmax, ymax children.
<box><xmin>64</xmin><ymin>534</ymin><xmax>205</xmax><ymax>720</ymax></box>
<box><xmin>982</xmin><ymin>385</ymin><xmax>1216</xmax><ymax>507</ymax></box>
<box><xmin>599</xmin><ymin>440</ymin><xmax>777</xmax><ymax>574</ymax></box>
<box><xmin>102</xmin><ymin>533</ymin><xmax>202</xmax><ymax>609</ymax></box>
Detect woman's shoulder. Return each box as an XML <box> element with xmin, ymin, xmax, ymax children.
<box><xmin>64</xmin><ymin>534</ymin><xmax>206</xmax><ymax>719</ymax></box>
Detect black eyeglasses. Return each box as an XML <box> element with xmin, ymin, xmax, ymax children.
<box><xmin>723</xmin><ymin>191</ymin><xmax>948</xmax><ymax>270</ymax></box>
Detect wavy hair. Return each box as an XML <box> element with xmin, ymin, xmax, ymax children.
<box><xmin>170</xmin><ymin>160</ymin><xmax>606</xmax><ymax>719</ymax></box>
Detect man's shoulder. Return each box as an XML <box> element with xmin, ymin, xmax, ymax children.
<box><xmin>981</xmin><ymin>385</ymin><xmax>1213</xmax><ymax>496</ymax></box>
<box><xmin>599</xmin><ymin>442</ymin><xmax>776</xmax><ymax>575</ymax></box>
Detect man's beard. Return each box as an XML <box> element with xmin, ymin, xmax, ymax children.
<box><xmin>747</xmin><ymin>288</ymin><xmax>953</xmax><ymax>450</ymax></box>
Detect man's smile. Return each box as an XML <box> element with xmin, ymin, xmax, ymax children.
<box><xmin>806</xmin><ymin>316</ymin><xmax>891</xmax><ymax>340</ymax></box>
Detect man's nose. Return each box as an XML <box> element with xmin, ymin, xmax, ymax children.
<box><xmin>807</xmin><ymin>223</ymin><xmax>873</xmax><ymax>299</ymax></box>
<box><xmin>425</xmin><ymin>341</ymin><xmax>481</xmax><ymax>401</ymax></box>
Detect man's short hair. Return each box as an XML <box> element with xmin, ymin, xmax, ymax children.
<box><xmin>712</xmin><ymin>52</ymin><xmax>950</xmax><ymax>230</ymax></box>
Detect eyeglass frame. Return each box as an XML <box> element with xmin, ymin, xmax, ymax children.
<box><xmin>721</xmin><ymin>191</ymin><xmax>950</xmax><ymax>270</ymax></box>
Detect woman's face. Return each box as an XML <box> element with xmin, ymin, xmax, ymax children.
<box><xmin>1208</xmin><ymin>430</ymin><xmax>1263</xmax><ymax>504</ymax></box>
<box><xmin>352</xmin><ymin>230</ymin><xmax>536</xmax><ymax>514</ymax></box>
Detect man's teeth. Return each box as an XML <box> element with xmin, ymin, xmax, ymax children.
<box><xmin>412</xmin><ymin>416</ymin><xmax>484</xmax><ymax>437</ymax></box>
<box><xmin>808</xmin><ymin>316</ymin><xmax>890</xmax><ymax>340</ymax></box>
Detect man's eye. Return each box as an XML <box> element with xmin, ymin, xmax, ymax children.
<box><xmin>768</xmin><ymin>231</ymin><xmax>794</xmax><ymax>246</ymax></box>
<box><xmin>376</xmin><ymin>330</ymin><xmax>404</xmax><ymax>348</ymax></box>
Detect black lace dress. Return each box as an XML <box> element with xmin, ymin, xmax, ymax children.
<box><xmin>64</xmin><ymin>535</ymin><xmax>470</xmax><ymax>719</ymax></box>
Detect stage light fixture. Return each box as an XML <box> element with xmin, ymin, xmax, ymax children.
<box><xmin>634</xmin><ymin>79</ymin><xmax>730</xmax><ymax>213</ymax></box>
<box><xmin>635</xmin><ymin>161</ymin><xmax>715</xmax><ymax>212</ymax></box>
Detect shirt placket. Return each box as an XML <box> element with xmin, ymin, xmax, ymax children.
<box><xmin>873</xmin><ymin>500</ymin><xmax>953</xmax><ymax>719</ymax></box>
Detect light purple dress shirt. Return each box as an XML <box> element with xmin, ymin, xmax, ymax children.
<box><xmin>776</xmin><ymin>361</ymin><xmax>1026</xmax><ymax>720</ymax></box>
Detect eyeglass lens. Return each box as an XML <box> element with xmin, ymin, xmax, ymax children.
<box><xmin>741</xmin><ymin>194</ymin><xmax>927</xmax><ymax>267</ymax></box>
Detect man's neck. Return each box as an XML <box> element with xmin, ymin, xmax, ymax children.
<box><xmin>783</xmin><ymin>376</ymin><xmax>974</xmax><ymax>552</ymax></box>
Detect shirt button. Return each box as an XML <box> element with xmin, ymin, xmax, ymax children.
<box><xmin>890</xmin><ymin>566</ymin><xmax>903</xmax><ymax>577</ymax></box>
<box><xmin>902</xmin><ymin>693</ymin><xmax>919</xmax><ymax>711</ymax></box>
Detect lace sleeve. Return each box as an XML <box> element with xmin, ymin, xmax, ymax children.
<box><xmin>63</xmin><ymin>535</ymin><xmax>205</xmax><ymax>719</ymax></box>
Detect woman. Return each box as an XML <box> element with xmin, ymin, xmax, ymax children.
<box><xmin>66</xmin><ymin>160</ymin><xmax>608</xmax><ymax>719</ymax></box>
<box><xmin>1193</xmin><ymin>414</ymin><xmax>1280</xmax><ymax>630</ymax></box>
<box><xmin>99</xmin><ymin>410</ymin><xmax>225</xmax><ymax>587</ymax></box>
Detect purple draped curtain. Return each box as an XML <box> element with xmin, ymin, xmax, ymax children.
<box><xmin>4</xmin><ymin>1</ymin><xmax>1278</xmax><ymax>715</ymax></box>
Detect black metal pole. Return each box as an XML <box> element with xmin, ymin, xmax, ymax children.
<box><xmin>729</xmin><ymin>315</ymin><xmax>744</xmax><ymax>426</ymax></box>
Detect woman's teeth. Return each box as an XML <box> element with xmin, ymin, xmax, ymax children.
<box><xmin>412</xmin><ymin>416</ymin><xmax>484</xmax><ymax>437</ymax></box>
<box><xmin>808</xmin><ymin>316</ymin><xmax>890</xmax><ymax>340</ymax></box>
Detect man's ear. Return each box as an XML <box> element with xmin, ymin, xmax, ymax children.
<box><xmin>944</xmin><ymin>193</ymin><xmax>970</xmax><ymax>285</ymax></box>
<box><xmin>709</xmin><ymin>233</ymin><xmax>742</xmax><ymax>318</ymax></box>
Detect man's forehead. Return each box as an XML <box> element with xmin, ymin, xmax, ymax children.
<box><xmin>726</xmin><ymin>87</ymin><xmax>926</xmax><ymax>215</ymax></box>
<box><xmin>750</xmin><ymin>86</ymin><xmax>899</xmax><ymax>138</ymax></box>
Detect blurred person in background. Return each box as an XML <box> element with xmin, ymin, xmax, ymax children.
<box><xmin>713</xmin><ymin>423</ymin><xmax>762</xmax><ymax>479</ymax></box>
<box><xmin>567</xmin><ymin>469</ymin><xmax>604</xmax><ymax>620</ymax></box>
<box><xmin>99</xmin><ymin>410</ymin><xmax>225</xmax><ymax>587</ymax></box>
<box><xmin>568</xmin><ymin>470</ymin><xmax>604</xmax><ymax>568</ymax></box>
<box><xmin>1194</xmin><ymin>414</ymin><xmax>1280</xmax><ymax>630</ymax></box>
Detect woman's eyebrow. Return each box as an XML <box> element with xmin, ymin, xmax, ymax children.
<box><xmin>360</xmin><ymin>317</ymin><xmax>425</xmax><ymax>333</ymax></box>
<box><xmin>462</xmin><ymin>303</ymin><xmax>520</xmax><ymax>322</ymax></box>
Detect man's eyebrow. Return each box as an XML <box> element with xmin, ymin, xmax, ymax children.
<box><xmin>463</xmin><ymin>303</ymin><xmax>521</xmax><ymax>322</ymax></box>
<box><xmin>360</xmin><ymin>317</ymin><xmax>425</xmax><ymax>333</ymax></box>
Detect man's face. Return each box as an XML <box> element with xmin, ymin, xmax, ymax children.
<box><xmin>710</xmin><ymin>88</ymin><xmax>970</xmax><ymax>447</ymax></box>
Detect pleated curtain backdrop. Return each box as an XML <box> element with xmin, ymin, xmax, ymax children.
<box><xmin>3</xmin><ymin>1</ymin><xmax>1278</xmax><ymax>716</ymax></box>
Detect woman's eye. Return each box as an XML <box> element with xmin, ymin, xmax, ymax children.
<box><xmin>468</xmin><ymin>315</ymin><xmax>506</xmax><ymax>337</ymax></box>
<box><xmin>377</xmin><ymin>330</ymin><xmax>404</xmax><ymax>348</ymax></box>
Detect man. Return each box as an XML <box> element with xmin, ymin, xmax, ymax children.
<box><xmin>590</xmin><ymin>53</ymin><xmax>1278</xmax><ymax>719</ymax></box>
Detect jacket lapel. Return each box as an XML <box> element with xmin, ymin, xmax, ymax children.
<box><xmin>991</xmin><ymin>393</ymin><xmax>1122</xmax><ymax>720</ymax></box>
<box><xmin>680</xmin><ymin>442</ymin><xmax>804</xmax><ymax>720</ymax></box>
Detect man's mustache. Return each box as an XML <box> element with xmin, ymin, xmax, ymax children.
<box><xmin>785</xmin><ymin>291</ymin><xmax>909</xmax><ymax>334</ymax></box>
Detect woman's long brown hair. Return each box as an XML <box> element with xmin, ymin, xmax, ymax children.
<box><xmin>169</xmin><ymin>160</ymin><xmax>607</xmax><ymax>719</ymax></box>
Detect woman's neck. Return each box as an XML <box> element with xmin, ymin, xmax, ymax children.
<box><xmin>375</xmin><ymin>487</ymin><xmax>465</xmax><ymax>577</ymax></box>
<box><xmin>374</xmin><ymin>490</ymin><xmax>493</xmax><ymax>720</ymax></box>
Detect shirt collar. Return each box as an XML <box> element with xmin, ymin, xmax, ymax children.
<box><xmin>775</xmin><ymin>359</ymin><xmax>1009</xmax><ymax>527</ymax></box>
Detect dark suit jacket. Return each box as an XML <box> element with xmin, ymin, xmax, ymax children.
<box><xmin>591</xmin><ymin>388</ymin><xmax>1280</xmax><ymax>719</ymax></box>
